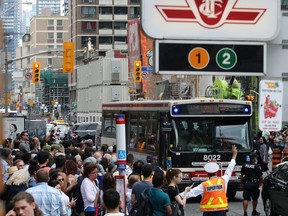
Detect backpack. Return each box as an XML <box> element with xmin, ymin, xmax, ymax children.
<box><xmin>129</xmin><ymin>188</ymin><xmax>153</xmax><ymax>216</ymax></box>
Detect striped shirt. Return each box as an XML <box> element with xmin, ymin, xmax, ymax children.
<box><xmin>26</xmin><ymin>182</ymin><xmax>67</xmax><ymax>216</ymax></box>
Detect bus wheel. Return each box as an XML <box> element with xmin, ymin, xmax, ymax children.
<box><xmin>227</xmin><ymin>191</ymin><xmax>236</xmax><ymax>199</ymax></box>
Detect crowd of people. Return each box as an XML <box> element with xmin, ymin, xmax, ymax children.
<box><xmin>2</xmin><ymin>125</ymin><xmax>288</xmax><ymax>216</ymax></box>
<box><xmin>0</xmin><ymin>124</ymin><xmax>241</xmax><ymax>216</ymax></box>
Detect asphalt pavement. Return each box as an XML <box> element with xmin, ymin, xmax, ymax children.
<box><xmin>184</xmin><ymin>191</ymin><xmax>266</xmax><ymax>216</ymax></box>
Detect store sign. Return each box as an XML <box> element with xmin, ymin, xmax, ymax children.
<box><xmin>141</xmin><ymin>0</ymin><xmax>280</xmax><ymax>40</ymax></box>
<box><xmin>259</xmin><ymin>80</ymin><xmax>283</xmax><ymax>132</ymax></box>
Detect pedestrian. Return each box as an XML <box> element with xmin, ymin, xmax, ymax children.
<box><xmin>240</xmin><ymin>152</ymin><xmax>263</xmax><ymax>216</ymax></box>
<box><xmin>126</xmin><ymin>174</ymin><xmax>140</xmax><ymax>213</ymax></box>
<box><xmin>166</xmin><ymin>168</ymin><xmax>191</xmax><ymax>216</ymax></box>
<box><xmin>147</xmin><ymin>172</ymin><xmax>172</xmax><ymax>216</ymax></box>
<box><xmin>258</xmin><ymin>136</ymin><xmax>269</xmax><ymax>173</ymax></box>
<box><xmin>5</xmin><ymin>191</ymin><xmax>43</xmax><ymax>216</ymax></box>
<box><xmin>26</xmin><ymin>168</ymin><xmax>67</xmax><ymax>216</ymax></box>
<box><xmin>182</xmin><ymin>145</ymin><xmax>237</xmax><ymax>216</ymax></box>
<box><xmin>124</xmin><ymin>153</ymin><xmax>134</xmax><ymax>177</ymax></box>
<box><xmin>102</xmin><ymin>189</ymin><xmax>125</xmax><ymax>216</ymax></box>
<box><xmin>131</xmin><ymin>163</ymin><xmax>153</xmax><ymax>205</ymax></box>
<box><xmin>0</xmin><ymin>148</ymin><xmax>13</xmax><ymax>183</ymax></box>
<box><xmin>81</xmin><ymin>163</ymin><xmax>100</xmax><ymax>216</ymax></box>
<box><xmin>19</xmin><ymin>131</ymin><xmax>30</xmax><ymax>153</ymax></box>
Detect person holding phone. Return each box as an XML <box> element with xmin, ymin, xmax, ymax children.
<box><xmin>166</xmin><ymin>168</ymin><xmax>191</xmax><ymax>216</ymax></box>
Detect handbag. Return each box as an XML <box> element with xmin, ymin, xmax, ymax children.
<box><xmin>94</xmin><ymin>204</ymin><xmax>99</xmax><ymax>216</ymax></box>
<box><xmin>171</xmin><ymin>201</ymin><xmax>182</xmax><ymax>216</ymax></box>
<box><xmin>268</xmin><ymin>146</ymin><xmax>273</xmax><ymax>155</ymax></box>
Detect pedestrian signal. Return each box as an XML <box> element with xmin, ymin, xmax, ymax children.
<box><xmin>133</xmin><ymin>61</ymin><xmax>142</xmax><ymax>83</ymax></box>
<box><xmin>32</xmin><ymin>62</ymin><xmax>41</xmax><ymax>84</ymax></box>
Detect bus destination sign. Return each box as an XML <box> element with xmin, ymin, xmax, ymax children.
<box><xmin>171</xmin><ymin>103</ymin><xmax>252</xmax><ymax>116</ymax></box>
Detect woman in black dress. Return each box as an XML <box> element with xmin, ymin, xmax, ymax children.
<box><xmin>166</xmin><ymin>168</ymin><xmax>191</xmax><ymax>216</ymax></box>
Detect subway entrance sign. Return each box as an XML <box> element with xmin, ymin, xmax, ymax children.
<box><xmin>155</xmin><ymin>40</ymin><xmax>266</xmax><ymax>76</ymax></box>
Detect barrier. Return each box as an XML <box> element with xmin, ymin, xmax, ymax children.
<box><xmin>282</xmin><ymin>149</ymin><xmax>288</xmax><ymax>161</ymax></box>
<box><xmin>272</xmin><ymin>148</ymin><xmax>282</xmax><ymax>170</ymax></box>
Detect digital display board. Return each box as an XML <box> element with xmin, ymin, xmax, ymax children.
<box><xmin>155</xmin><ymin>40</ymin><xmax>266</xmax><ymax>76</ymax></box>
<box><xmin>171</xmin><ymin>103</ymin><xmax>252</xmax><ymax>116</ymax></box>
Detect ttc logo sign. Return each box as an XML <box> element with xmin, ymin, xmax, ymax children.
<box><xmin>141</xmin><ymin>0</ymin><xmax>279</xmax><ymax>41</ymax></box>
<box><xmin>156</xmin><ymin>0</ymin><xmax>266</xmax><ymax>29</ymax></box>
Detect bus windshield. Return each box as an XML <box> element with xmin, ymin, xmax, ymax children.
<box><xmin>171</xmin><ymin>117</ymin><xmax>250</xmax><ymax>152</ymax></box>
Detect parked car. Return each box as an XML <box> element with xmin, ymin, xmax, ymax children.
<box><xmin>262</xmin><ymin>161</ymin><xmax>288</xmax><ymax>216</ymax></box>
<box><xmin>73</xmin><ymin>122</ymin><xmax>101</xmax><ymax>146</ymax></box>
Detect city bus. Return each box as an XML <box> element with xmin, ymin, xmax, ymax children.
<box><xmin>102</xmin><ymin>99</ymin><xmax>253</xmax><ymax>196</ymax></box>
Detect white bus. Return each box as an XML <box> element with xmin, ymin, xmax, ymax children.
<box><xmin>102</xmin><ymin>99</ymin><xmax>253</xmax><ymax>197</ymax></box>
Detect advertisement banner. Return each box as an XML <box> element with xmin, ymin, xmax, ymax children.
<box><xmin>3</xmin><ymin>117</ymin><xmax>25</xmax><ymax>140</ymax></box>
<box><xmin>259</xmin><ymin>80</ymin><xmax>283</xmax><ymax>131</ymax></box>
<box><xmin>127</xmin><ymin>19</ymin><xmax>141</xmax><ymax>80</ymax></box>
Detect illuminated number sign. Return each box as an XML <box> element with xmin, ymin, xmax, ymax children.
<box><xmin>155</xmin><ymin>40</ymin><xmax>266</xmax><ymax>76</ymax></box>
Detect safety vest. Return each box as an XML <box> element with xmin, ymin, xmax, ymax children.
<box><xmin>200</xmin><ymin>177</ymin><xmax>228</xmax><ymax>212</ymax></box>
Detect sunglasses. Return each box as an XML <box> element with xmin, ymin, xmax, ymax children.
<box><xmin>57</xmin><ymin>178</ymin><xmax>65</xmax><ymax>182</ymax></box>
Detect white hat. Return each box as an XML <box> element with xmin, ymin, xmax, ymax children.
<box><xmin>204</xmin><ymin>162</ymin><xmax>219</xmax><ymax>173</ymax></box>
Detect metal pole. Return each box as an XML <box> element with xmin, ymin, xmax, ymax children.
<box><xmin>4</xmin><ymin>45</ymin><xmax>8</xmax><ymax>116</ymax></box>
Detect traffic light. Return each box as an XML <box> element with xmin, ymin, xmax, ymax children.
<box><xmin>63</xmin><ymin>42</ymin><xmax>74</xmax><ymax>73</ymax></box>
<box><xmin>133</xmin><ymin>60</ymin><xmax>142</xmax><ymax>82</ymax></box>
<box><xmin>245</xmin><ymin>94</ymin><xmax>255</xmax><ymax>101</ymax></box>
<box><xmin>32</xmin><ymin>62</ymin><xmax>41</xmax><ymax>84</ymax></box>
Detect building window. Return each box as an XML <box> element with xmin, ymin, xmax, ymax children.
<box><xmin>99</xmin><ymin>7</ymin><xmax>112</xmax><ymax>15</ymax></box>
<box><xmin>114</xmin><ymin>36</ymin><xmax>126</xmax><ymax>44</ymax></box>
<box><xmin>99</xmin><ymin>36</ymin><xmax>112</xmax><ymax>44</ymax></box>
<box><xmin>57</xmin><ymin>20</ymin><xmax>63</xmax><ymax>26</ymax></box>
<box><xmin>48</xmin><ymin>45</ymin><xmax>54</xmax><ymax>49</ymax></box>
<box><xmin>81</xmin><ymin>6</ymin><xmax>96</xmax><ymax>18</ymax></box>
<box><xmin>48</xmin><ymin>20</ymin><xmax>54</xmax><ymax>25</ymax></box>
<box><xmin>114</xmin><ymin>7</ymin><xmax>127</xmax><ymax>14</ymax></box>
<box><xmin>81</xmin><ymin>36</ymin><xmax>97</xmax><ymax>48</ymax></box>
<box><xmin>57</xmin><ymin>33</ymin><xmax>63</xmax><ymax>39</ymax></box>
<box><xmin>48</xmin><ymin>33</ymin><xmax>54</xmax><ymax>39</ymax></box>
<box><xmin>82</xmin><ymin>21</ymin><xmax>96</xmax><ymax>32</ymax></box>
<box><xmin>129</xmin><ymin>7</ymin><xmax>140</xmax><ymax>19</ymax></box>
<box><xmin>282</xmin><ymin>0</ymin><xmax>288</xmax><ymax>10</ymax></box>
<box><xmin>99</xmin><ymin>22</ymin><xmax>112</xmax><ymax>29</ymax></box>
<box><xmin>48</xmin><ymin>58</ymin><xmax>52</xmax><ymax>65</ymax></box>
<box><xmin>114</xmin><ymin>22</ymin><xmax>127</xmax><ymax>30</ymax></box>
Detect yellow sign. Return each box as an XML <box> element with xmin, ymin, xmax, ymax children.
<box><xmin>188</xmin><ymin>47</ymin><xmax>210</xmax><ymax>70</ymax></box>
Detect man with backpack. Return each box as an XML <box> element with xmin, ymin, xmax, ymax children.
<box><xmin>131</xmin><ymin>164</ymin><xmax>154</xmax><ymax>204</ymax></box>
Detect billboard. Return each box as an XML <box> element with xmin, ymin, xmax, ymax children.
<box><xmin>141</xmin><ymin>0</ymin><xmax>280</xmax><ymax>41</ymax></box>
<box><xmin>259</xmin><ymin>80</ymin><xmax>283</xmax><ymax>132</ymax></box>
<box><xmin>3</xmin><ymin>117</ymin><xmax>25</xmax><ymax>140</ymax></box>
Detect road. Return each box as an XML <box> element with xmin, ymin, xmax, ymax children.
<box><xmin>184</xmin><ymin>192</ymin><xmax>265</xmax><ymax>216</ymax></box>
